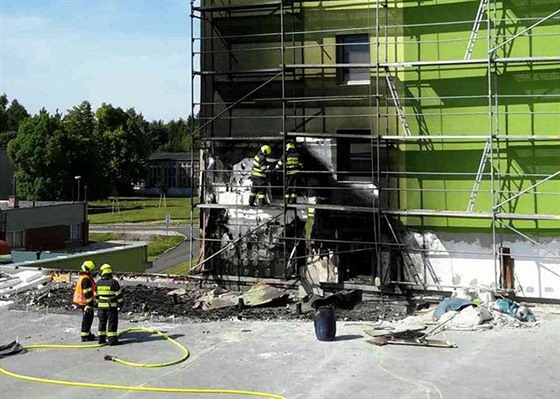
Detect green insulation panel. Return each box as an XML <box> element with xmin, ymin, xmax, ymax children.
<box><xmin>199</xmin><ymin>0</ymin><xmax>560</xmax><ymax>233</ymax></box>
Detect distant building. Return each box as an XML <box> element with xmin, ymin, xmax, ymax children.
<box><xmin>0</xmin><ymin>201</ymin><xmax>88</xmax><ymax>251</ymax></box>
<box><xmin>138</xmin><ymin>152</ymin><xmax>199</xmax><ymax>197</ymax></box>
<box><xmin>0</xmin><ymin>149</ymin><xmax>14</xmax><ymax>200</ymax></box>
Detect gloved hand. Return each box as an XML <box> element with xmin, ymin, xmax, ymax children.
<box><xmin>84</xmin><ymin>306</ymin><xmax>94</xmax><ymax>314</ymax></box>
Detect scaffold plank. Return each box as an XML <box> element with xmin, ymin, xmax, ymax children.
<box><xmin>193</xmin><ymin>1</ymin><xmax>281</xmax><ymax>13</ymax></box>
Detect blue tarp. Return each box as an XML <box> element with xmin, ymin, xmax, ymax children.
<box><xmin>433</xmin><ymin>298</ymin><xmax>474</xmax><ymax>320</ymax></box>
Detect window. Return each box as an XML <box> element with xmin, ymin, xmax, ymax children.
<box><xmin>337</xmin><ymin>35</ymin><xmax>370</xmax><ymax>85</ymax></box>
<box><xmin>70</xmin><ymin>224</ymin><xmax>81</xmax><ymax>241</ymax></box>
<box><xmin>336</xmin><ymin>130</ymin><xmax>373</xmax><ymax>182</ymax></box>
<box><xmin>7</xmin><ymin>230</ymin><xmax>25</xmax><ymax>249</ymax></box>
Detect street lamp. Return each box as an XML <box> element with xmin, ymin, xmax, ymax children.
<box><xmin>75</xmin><ymin>176</ymin><xmax>81</xmax><ymax>202</ymax></box>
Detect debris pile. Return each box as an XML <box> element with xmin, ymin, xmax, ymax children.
<box><xmin>363</xmin><ymin>292</ymin><xmax>541</xmax><ymax>348</ymax></box>
<box><xmin>1</xmin><ymin>270</ymin><xmax>52</xmax><ymax>311</ymax></box>
<box><xmin>2</xmin><ymin>274</ymin><xmax>414</xmax><ymax>322</ymax></box>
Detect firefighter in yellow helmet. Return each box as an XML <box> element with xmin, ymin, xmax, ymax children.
<box><xmin>95</xmin><ymin>264</ymin><xmax>123</xmax><ymax>345</ymax></box>
<box><xmin>276</xmin><ymin>142</ymin><xmax>302</xmax><ymax>204</ymax></box>
<box><xmin>249</xmin><ymin>144</ymin><xmax>275</xmax><ymax>206</ymax></box>
<box><xmin>72</xmin><ymin>260</ymin><xmax>97</xmax><ymax>342</ymax></box>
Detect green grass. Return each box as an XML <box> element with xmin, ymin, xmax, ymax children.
<box><xmin>89</xmin><ymin>232</ymin><xmax>184</xmax><ymax>260</ymax></box>
<box><xmin>164</xmin><ymin>258</ymin><xmax>195</xmax><ymax>275</ymax></box>
<box><xmin>89</xmin><ymin>197</ymin><xmax>198</xmax><ymax>224</ymax></box>
<box><xmin>147</xmin><ymin>235</ymin><xmax>184</xmax><ymax>258</ymax></box>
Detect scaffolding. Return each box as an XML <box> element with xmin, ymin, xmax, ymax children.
<box><xmin>189</xmin><ymin>0</ymin><xmax>560</xmax><ymax>293</ymax></box>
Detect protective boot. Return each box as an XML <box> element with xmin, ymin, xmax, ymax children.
<box><xmin>81</xmin><ymin>333</ymin><xmax>96</xmax><ymax>342</ymax></box>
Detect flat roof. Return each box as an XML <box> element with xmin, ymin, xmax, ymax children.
<box><xmin>0</xmin><ymin>310</ymin><xmax>559</xmax><ymax>398</ymax></box>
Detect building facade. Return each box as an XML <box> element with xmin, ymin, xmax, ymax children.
<box><xmin>139</xmin><ymin>152</ymin><xmax>199</xmax><ymax>197</ymax></box>
<box><xmin>0</xmin><ymin>202</ymin><xmax>88</xmax><ymax>250</ymax></box>
<box><xmin>193</xmin><ymin>1</ymin><xmax>560</xmax><ymax>298</ymax></box>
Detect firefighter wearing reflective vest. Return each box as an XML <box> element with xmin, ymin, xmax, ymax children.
<box><xmin>96</xmin><ymin>264</ymin><xmax>123</xmax><ymax>345</ymax></box>
<box><xmin>249</xmin><ymin>145</ymin><xmax>274</xmax><ymax>206</ymax></box>
<box><xmin>276</xmin><ymin>142</ymin><xmax>302</xmax><ymax>204</ymax></box>
<box><xmin>73</xmin><ymin>260</ymin><xmax>97</xmax><ymax>342</ymax></box>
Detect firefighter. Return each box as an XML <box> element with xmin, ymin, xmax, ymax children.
<box><xmin>276</xmin><ymin>142</ymin><xmax>302</xmax><ymax>204</ymax></box>
<box><xmin>72</xmin><ymin>260</ymin><xmax>97</xmax><ymax>342</ymax></box>
<box><xmin>249</xmin><ymin>145</ymin><xmax>275</xmax><ymax>206</ymax></box>
<box><xmin>96</xmin><ymin>264</ymin><xmax>123</xmax><ymax>345</ymax></box>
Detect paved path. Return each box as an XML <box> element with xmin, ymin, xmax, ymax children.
<box><xmin>90</xmin><ymin>224</ymin><xmax>190</xmax><ymax>236</ymax></box>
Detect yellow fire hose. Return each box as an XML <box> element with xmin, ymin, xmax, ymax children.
<box><xmin>0</xmin><ymin>326</ymin><xmax>287</xmax><ymax>399</ymax></box>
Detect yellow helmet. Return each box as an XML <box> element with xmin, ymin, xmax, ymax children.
<box><xmin>260</xmin><ymin>145</ymin><xmax>272</xmax><ymax>155</ymax></box>
<box><xmin>100</xmin><ymin>264</ymin><xmax>113</xmax><ymax>275</ymax></box>
<box><xmin>81</xmin><ymin>260</ymin><xmax>96</xmax><ymax>273</ymax></box>
<box><xmin>286</xmin><ymin>142</ymin><xmax>296</xmax><ymax>151</ymax></box>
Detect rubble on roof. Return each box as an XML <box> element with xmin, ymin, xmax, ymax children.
<box><xmin>193</xmin><ymin>287</ymin><xmax>238</xmax><ymax>311</ymax></box>
<box><xmin>0</xmin><ymin>270</ymin><xmax>51</xmax><ymax>297</ymax></box>
<box><xmin>242</xmin><ymin>282</ymin><xmax>289</xmax><ymax>307</ymax></box>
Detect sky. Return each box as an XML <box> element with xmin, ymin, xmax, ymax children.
<box><xmin>0</xmin><ymin>0</ymin><xmax>196</xmax><ymax>121</ymax></box>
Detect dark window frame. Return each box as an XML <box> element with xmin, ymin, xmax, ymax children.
<box><xmin>336</xmin><ymin>34</ymin><xmax>371</xmax><ymax>85</ymax></box>
<box><xmin>336</xmin><ymin>129</ymin><xmax>373</xmax><ymax>183</ymax></box>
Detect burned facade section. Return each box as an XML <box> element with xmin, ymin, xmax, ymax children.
<box><xmin>197</xmin><ymin>136</ymin><xmax>404</xmax><ymax>286</ymax></box>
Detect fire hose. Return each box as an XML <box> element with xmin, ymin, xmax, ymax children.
<box><xmin>0</xmin><ymin>326</ymin><xmax>287</xmax><ymax>399</ymax></box>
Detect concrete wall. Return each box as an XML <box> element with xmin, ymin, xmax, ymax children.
<box><xmin>9</xmin><ymin>243</ymin><xmax>149</xmax><ymax>273</ymax></box>
<box><xmin>0</xmin><ymin>149</ymin><xmax>14</xmax><ymax>200</ymax></box>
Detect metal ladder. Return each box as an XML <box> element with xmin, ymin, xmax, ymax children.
<box><xmin>286</xmin><ymin>240</ymin><xmax>299</xmax><ymax>277</ymax></box>
<box><xmin>384</xmin><ymin>67</ymin><xmax>412</xmax><ymax>136</ymax></box>
<box><xmin>466</xmin><ymin>138</ymin><xmax>492</xmax><ymax>212</ymax></box>
<box><xmin>464</xmin><ymin>0</ymin><xmax>489</xmax><ymax>60</ymax></box>
<box><xmin>383</xmin><ymin>214</ymin><xmax>423</xmax><ymax>285</ymax></box>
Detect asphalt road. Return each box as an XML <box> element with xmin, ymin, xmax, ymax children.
<box><xmin>90</xmin><ymin>224</ymin><xmax>190</xmax><ymax>236</ymax></box>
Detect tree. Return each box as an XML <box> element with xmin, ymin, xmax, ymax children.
<box><xmin>8</xmin><ymin>113</ymin><xmax>66</xmax><ymax>200</ymax></box>
<box><xmin>154</xmin><ymin>115</ymin><xmax>199</xmax><ymax>152</ymax></box>
<box><xmin>0</xmin><ymin>95</ymin><xmax>30</xmax><ymax>147</ymax></box>
<box><xmin>148</xmin><ymin>120</ymin><xmax>169</xmax><ymax>151</ymax></box>
<box><xmin>96</xmin><ymin>103</ymin><xmax>151</xmax><ymax>195</ymax></box>
<box><xmin>0</xmin><ymin>94</ymin><xmax>8</xmax><ymax>133</ymax></box>
<box><xmin>62</xmin><ymin>101</ymin><xmax>109</xmax><ymax>199</ymax></box>
<box><xmin>5</xmin><ymin>99</ymin><xmax>30</xmax><ymax>132</ymax></box>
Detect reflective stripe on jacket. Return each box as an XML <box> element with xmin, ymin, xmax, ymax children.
<box><xmin>96</xmin><ymin>277</ymin><xmax>123</xmax><ymax>309</ymax></box>
<box><xmin>252</xmin><ymin>152</ymin><xmax>268</xmax><ymax>177</ymax></box>
<box><xmin>277</xmin><ymin>150</ymin><xmax>300</xmax><ymax>175</ymax></box>
<box><xmin>73</xmin><ymin>274</ymin><xmax>96</xmax><ymax>306</ymax></box>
